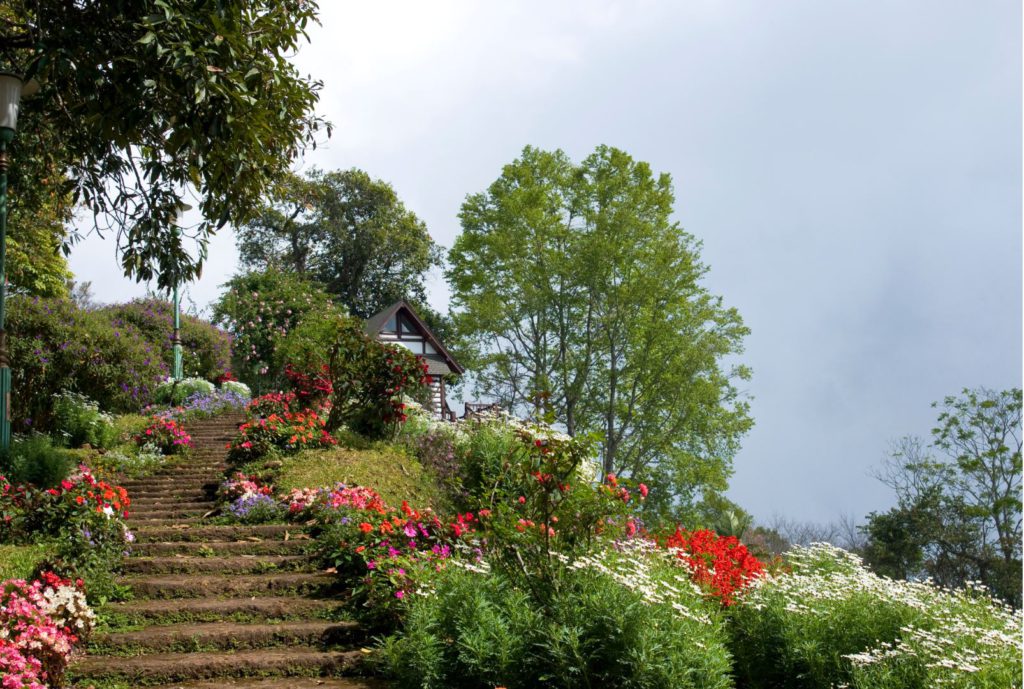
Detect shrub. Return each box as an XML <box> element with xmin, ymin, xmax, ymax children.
<box><xmin>100</xmin><ymin>298</ymin><xmax>231</xmax><ymax>380</ymax></box>
<box><xmin>153</xmin><ymin>377</ymin><xmax>216</xmax><ymax>405</ymax></box>
<box><xmin>278</xmin><ymin>312</ymin><xmax>429</xmax><ymax>438</ymax></box>
<box><xmin>7</xmin><ymin>296</ymin><xmax>168</xmax><ymax>429</ymax></box>
<box><xmin>51</xmin><ymin>391</ymin><xmax>117</xmax><ymax>449</ymax></box>
<box><xmin>727</xmin><ymin>543</ymin><xmax>1022</xmax><ymax>689</ymax></box>
<box><xmin>226</xmin><ymin>405</ymin><xmax>335</xmax><ymax>463</ymax></box>
<box><xmin>663</xmin><ymin>526</ymin><xmax>764</xmax><ymax>606</ymax></box>
<box><xmin>380</xmin><ymin>552</ymin><xmax>734</xmax><ymax>689</ymax></box>
<box><xmin>135</xmin><ymin>417</ymin><xmax>192</xmax><ymax>455</ymax></box>
<box><xmin>226</xmin><ymin>494</ymin><xmax>282</xmax><ymax>524</ymax></box>
<box><xmin>90</xmin><ymin>444</ymin><xmax>165</xmax><ymax>479</ymax></box>
<box><xmin>211</xmin><ymin>268</ymin><xmax>338</xmax><ymax>393</ymax></box>
<box><xmin>0</xmin><ymin>435</ymin><xmax>73</xmax><ymax>489</ymax></box>
<box><xmin>220</xmin><ymin>380</ymin><xmax>251</xmax><ymax>399</ymax></box>
<box><xmin>152</xmin><ymin>388</ymin><xmax>250</xmax><ymax>422</ymax></box>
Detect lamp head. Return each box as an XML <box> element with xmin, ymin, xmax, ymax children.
<box><xmin>0</xmin><ymin>73</ymin><xmax>25</xmax><ymax>133</ymax></box>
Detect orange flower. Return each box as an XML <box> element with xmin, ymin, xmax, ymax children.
<box><xmin>358</xmin><ymin>522</ymin><xmax>373</xmax><ymax>533</ymax></box>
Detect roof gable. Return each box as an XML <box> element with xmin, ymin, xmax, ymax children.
<box><xmin>365</xmin><ymin>300</ymin><xmax>464</xmax><ymax>375</ymax></box>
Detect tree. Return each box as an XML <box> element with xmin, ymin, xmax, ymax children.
<box><xmin>862</xmin><ymin>389</ymin><xmax>1022</xmax><ymax>606</ymax></box>
<box><xmin>235</xmin><ymin>168</ymin><xmax>442</xmax><ymax>318</ymax></box>
<box><xmin>447</xmin><ymin>145</ymin><xmax>752</xmax><ymax>518</ymax></box>
<box><xmin>0</xmin><ymin>0</ymin><xmax>328</xmax><ymax>288</ymax></box>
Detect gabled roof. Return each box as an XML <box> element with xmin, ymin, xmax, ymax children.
<box><xmin>365</xmin><ymin>300</ymin><xmax>465</xmax><ymax>376</ymax></box>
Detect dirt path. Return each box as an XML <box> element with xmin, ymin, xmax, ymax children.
<box><xmin>71</xmin><ymin>414</ymin><xmax>384</xmax><ymax>688</ymax></box>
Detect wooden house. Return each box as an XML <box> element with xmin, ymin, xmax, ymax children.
<box><xmin>365</xmin><ymin>300</ymin><xmax>464</xmax><ymax>421</ymax></box>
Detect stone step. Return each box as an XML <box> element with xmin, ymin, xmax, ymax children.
<box><xmin>103</xmin><ymin>596</ymin><xmax>341</xmax><ymax>625</ymax></box>
<box><xmin>90</xmin><ymin>620</ymin><xmax>360</xmax><ymax>654</ymax></box>
<box><xmin>130</xmin><ymin>500</ymin><xmax>218</xmax><ymax>510</ymax></box>
<box><xmin>132</xmin><ymin>524</ymin><xmax>298</xmax><ymax>543</ymax></box>
<box><xmin>123</xmin><ymin>555</ymin><xmax>309</xmax><ymax>575</ymax></box>
<box><xmin>121</xmin><ymin>572</ymin><xmax>335</xmax><ymax>599</ymax></box>
<box><xmin>127</xmin><ymin>516</ymin><xmax>209</xmax><ymax>527</ymax></box>
<box><xmin>132</xmin><ymin>538</ymin><xmax>309</xmax><ymax>557</ymax></box>
<box><xmin>70</xmin><ymin>646</ymin><xmax>362</xmax><ymax>683</ymax></box>
<box><xmin>127</xmin><ymin>489</ymin><xmax>215</xmax><ymax>499</ymax></box>
<box><xmin>128</xmin><ymin>508</ymin><xmax>219</xmax><ymax>521</ymax></box>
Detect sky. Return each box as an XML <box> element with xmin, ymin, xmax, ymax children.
<box><xmin>69</xmin><ymin>1</ymin><xmax>1022</xmax><ymax>525</ymax></box>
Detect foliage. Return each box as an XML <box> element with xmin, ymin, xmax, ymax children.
<box><xmin>7</xmin><ymin>296</ymin><xmax>168</xmax><ymax>429</ymax></box>
<box><xmin>448</xmin><ymin>145</ymin><xmax>752</xmax><ymax>520</ymax></box>
<box><xmin>211</xmin><ymin>268</ymin><xmax>337</xmax><ymax>393</ymax></box>
<box><xmin>278</xmin><ymin>311</ymin><xmax>430</xmax><ymax>437</ymax></box>
<box><xmin>50</xmin><ymin>392</ymin><xmax>118</xmax><ymax>450</ymax></box>
<box><xmin>6</xmin><ymin>181</ymin><xmax>73</xmax><ymax>299</ymax></box>
<box><xmin>0</xmin><ymin>545</ymin><xmax>47</xmax><ymax>581</ymax></box>
<box><xmin>862</xmin><ymin>388</ymin><xmax>1022</xmax><ymax>606</ymax></box>
<box><xmin>0</xmin><ymin>0</ymin><xmax>329</xmax><ymax>288</ymax></box>
<box><xmin>135</xmin><ymin>417</ymin><xmax>192</xmax><ymax>455</ymax></box>
<box><xmin>153</xmin><ymin>376</ymin><xmax>216</xmax><ymax>405</ymax></box>
<box><xmin>236</xmin><ymin>168</ymin><xmax>443</xmax><ymax>318</ymax></box>
<box><xmin>0</xmin><ymin>435</ymin><xmax>73</xmax><ymax>489</ymax></box>
<box><xmin>88</xmin><ymin>445</ymin><xmax>166</xmax><ymax>480</ymax></box>
<box><xmin>728</xmin><ymin>543</ymin><xmax>1022</xmax><ymax>689</ymax></box>
<box><xmin>379</xmin><ymin>551</ymin><xmax>734</xmax><ymax>689</ymax></box>
<box><xmin>226</xmin><ymin>493</ymin><xmax>282</xmax><ymax>524</ymax></box>
<box><xmin>101</xmin><ymin>299</ymin><xmax>232</xmax><ymax>381</ymax></box>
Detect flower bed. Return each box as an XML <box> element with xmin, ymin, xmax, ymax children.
<box><xmin>135</xmin><ymin>416</ymin><xmax>192</xmax><ymax>455</ymax></box>
<box><xmin>0</xmin><ymin>572</ymin><xmax>95</xmax><ymax>688</ymax></box>
<box><xmin>225</xmin><ymin>395</ymin><xmax>335</xmax><ymax>463</ymax></box>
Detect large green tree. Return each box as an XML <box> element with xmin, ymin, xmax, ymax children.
<box><xmin>235</xmin><ymin>168</ymin><xmax>442</xmax><ymax>318</ymax></box>
<box><xmin>862</xmin><ymin>388</ymin><xmax>1022</xmax><ymax>606</ymax></box>
<box><xmin>448</xmin><ymin>145</ymin><xmax>752</xmax><ymax>519</ymax></box>
<box><xmin>0</xmin><ymin>0</ymin><xmax>328</xmax><ymax>288</ymax></box>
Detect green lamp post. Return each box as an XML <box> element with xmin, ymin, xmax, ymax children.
<box><xmin>170</xmin><ymin>203</ymin><xmax>192</xmax><ymax>382</ymax></box>
<box><xmin>0</xmin><ymin>72</ymin><xmax>34</xmax><ymax>450</ymax></box>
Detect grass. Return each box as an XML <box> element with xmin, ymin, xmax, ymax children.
<box><xmin>277</xmin><ymin>442</ymin><xmax>450</xmax><ymax>512</ymax></box>
<box><xmin>0</xmin><ymin>543</ymin><xmax>49</xmax><ymax>580</ymax></box>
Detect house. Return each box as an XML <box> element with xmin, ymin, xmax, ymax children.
<box><xmin>365</xmin><ymin>300</ymin><xmax>464</xmax><ymax>421</ymax></box>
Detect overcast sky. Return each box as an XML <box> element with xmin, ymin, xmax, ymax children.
<box><xmin>69</xmin><ymin>1</ymin><xmax>1022</xmax><ymax>525</ymax></box>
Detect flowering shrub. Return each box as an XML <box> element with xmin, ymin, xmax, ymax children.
<box><xmin>7</xmin><ymin>296</ymin><xmax>168</xmax><ymax>430</ymax></box>
<box><xmin>211</xmin><ymin>268</ymin><xmax>338</xmax><ymax>393</ymax></box>
<box><xmin>247</xmin><ymin>391</ymin><xmax>299</xmax><ymax>419</ymax></box>
<box><xmin>101</xmin><ymin>298</ymin><xmax>232</xmax><ymax>381</ymax></box>
<box><xmin>226</xmin><ymin>493</ymin><xmax>282</xmax><ymax>524</ymax></box>
<box><xmin>135</xmin><ymin>417</ymin><xmax>192</xmax><ymax>455</ymax></box>
<box><xmin>0</xmin><ymin>573</ymin><xmax>95</xmax><ymax>688</ymax></box>
<box><xmin>219</xmin><ymin>380</ymin><xmax>251</xmax><ymax>399</ymax></box>
<box><xmin>153</xmin><ymin>376</ymin><xmax>216</xmax><ymax>406</ymax></box>
<box><xmin>663</xmin><ymin>527</ymin><xmax>764</xmax><ymax>606</ymax></box>
<box><xmin>728</xmin><ymin>543</ymin><xmax>1023</xmax><ymax>689</ymax></box>
<box><xmin>305</xmin><ymin>484</ymin><xmax>481</xmax><ymax>629</ymax></box>
<box><xmin>225</xmin><ymin>406</ymin><xmax>335</xmax><ymax>463</ymax></box>
<box><xmin>218</xmin><ymin>473</ymin><xmax>273</xmax><ymax>503</ymax></box>
<box><xmin>379</xmin><ymin>547</ymin><xmax>733</xmax><ymax>689</ymax></box>
<box><xmin>149</xmin><ymin>388</ymin><xmax>249</xmax><ymax>422</ymax></box>
<box><xmin>277</xmin><ymin>312</ymin><xmax>430</xmax><ymax>438</ymax></box>
<box><xmin>284</xmin><ymin>363</ymin><xmax>333</xmax><ymax>410</ymax></box>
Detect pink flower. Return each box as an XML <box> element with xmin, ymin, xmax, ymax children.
<box><xmin>394</xmin><ymin>590</ymin><xmax>405</xmax><ymax>599</ymax></box>
<box><xmin>638</xmin><ymin>483</ymin><xmax>649</xmax><ymax>498</ymax></box>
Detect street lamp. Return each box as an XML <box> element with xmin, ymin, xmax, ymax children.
<box><xmin>170</xmin><ymin>203</ymin><xmax>192</xmax><ymax>382</ymax></box>
<box><xmin>0</xmin><ymin>72</ymin><xmax>34</xmax><ymax>450</ymax></box>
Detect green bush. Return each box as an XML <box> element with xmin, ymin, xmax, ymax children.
<box><xmin>7</xmin><ymin>296</ymin><xmax>169</xmax><ymax>429</ymax></box>
<box><xmin>0</xmin><ymin>435</ymin><xmax>73</xmax><ymax>489</ymax></box>
<box><xmin>211</xmin><ymin>268</ymin><xmax>337</xmax><ymax>393</ymax></box>
<box><xmin>51</xmin><ymin>391</ymin><xmax>118</xmax><ymax>449</ymax></box>
<box><xmin>380</xmin><ymin>558</ymin><xmax>733</xmax><ymax>689</ymax></box>
<box><xmin>727</xmin><ymin>543</ymin><xmax>1022</xmax><ymax>689</ymax></box>
<box><xmin>153</xmin><ymin>376</ymin><xmax>216</xmax><ymax>405</ymax></box>
<box><xmin>90</xmin><ymin>444</ymin><xmax>165</xmax><ymax>479</ymax></box>
<box><xmin>220</xmin><ymin>380</ymin><xmax>251</xmax><ymax>399</ymax></box>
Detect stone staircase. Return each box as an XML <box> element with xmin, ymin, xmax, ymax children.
<box><xmin>71</xmin><ymin>414</ymin><xmax>384</xmax><ymax>688</ymax></box>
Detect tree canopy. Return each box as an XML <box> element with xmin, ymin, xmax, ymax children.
<box><xmin>235</xmin><ymin>168</ymin><xmax>442</xmax><ymax>318</ymax></box>
<box><xmin>0</xmin><ymin>0</ymin><xmax>328</xmax><ymax>289</ymax></box>
<box><xmin>862</xmin><ymin>388</ymin><xmax>1022</xmax><ymax>606</ymax></box>
<box><xmin>447</xmin><ymin>145</ymin><xmax>752</xmax><ymax>522</ymax></box>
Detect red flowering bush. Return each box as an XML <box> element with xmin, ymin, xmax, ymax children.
<box><xmin>247</xmin><ymin>391</ymin><xmax>299</xmax><ymax>419</ymax></box>
<box><xmin>663</xmin><ymin>527</ymin><xmax>764</xmax><ymax>606</ymax></box>
<box><xmin>284</xmin><ymin>363</ymin><xmax>333</xmax><ymax>410</ymax></box>
<box><xmin>135</xmin><ymin>416</ymin><xmax>192</xmax><ymax>455</ymax></box>
<box><xmin>226</xmin><ymin>403</ymin><xmax>335</xmax><ymax>463</ymax></box>
<box><xmin>277</xmin><ymin>312</ymin><xmax>429</xmax><ymax>438</ymax></box>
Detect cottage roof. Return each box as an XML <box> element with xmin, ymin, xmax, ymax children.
<box><xmin>364</xmin><ymin>300</ymin><xmax>464</xmax><ymax>376</ymax></box>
